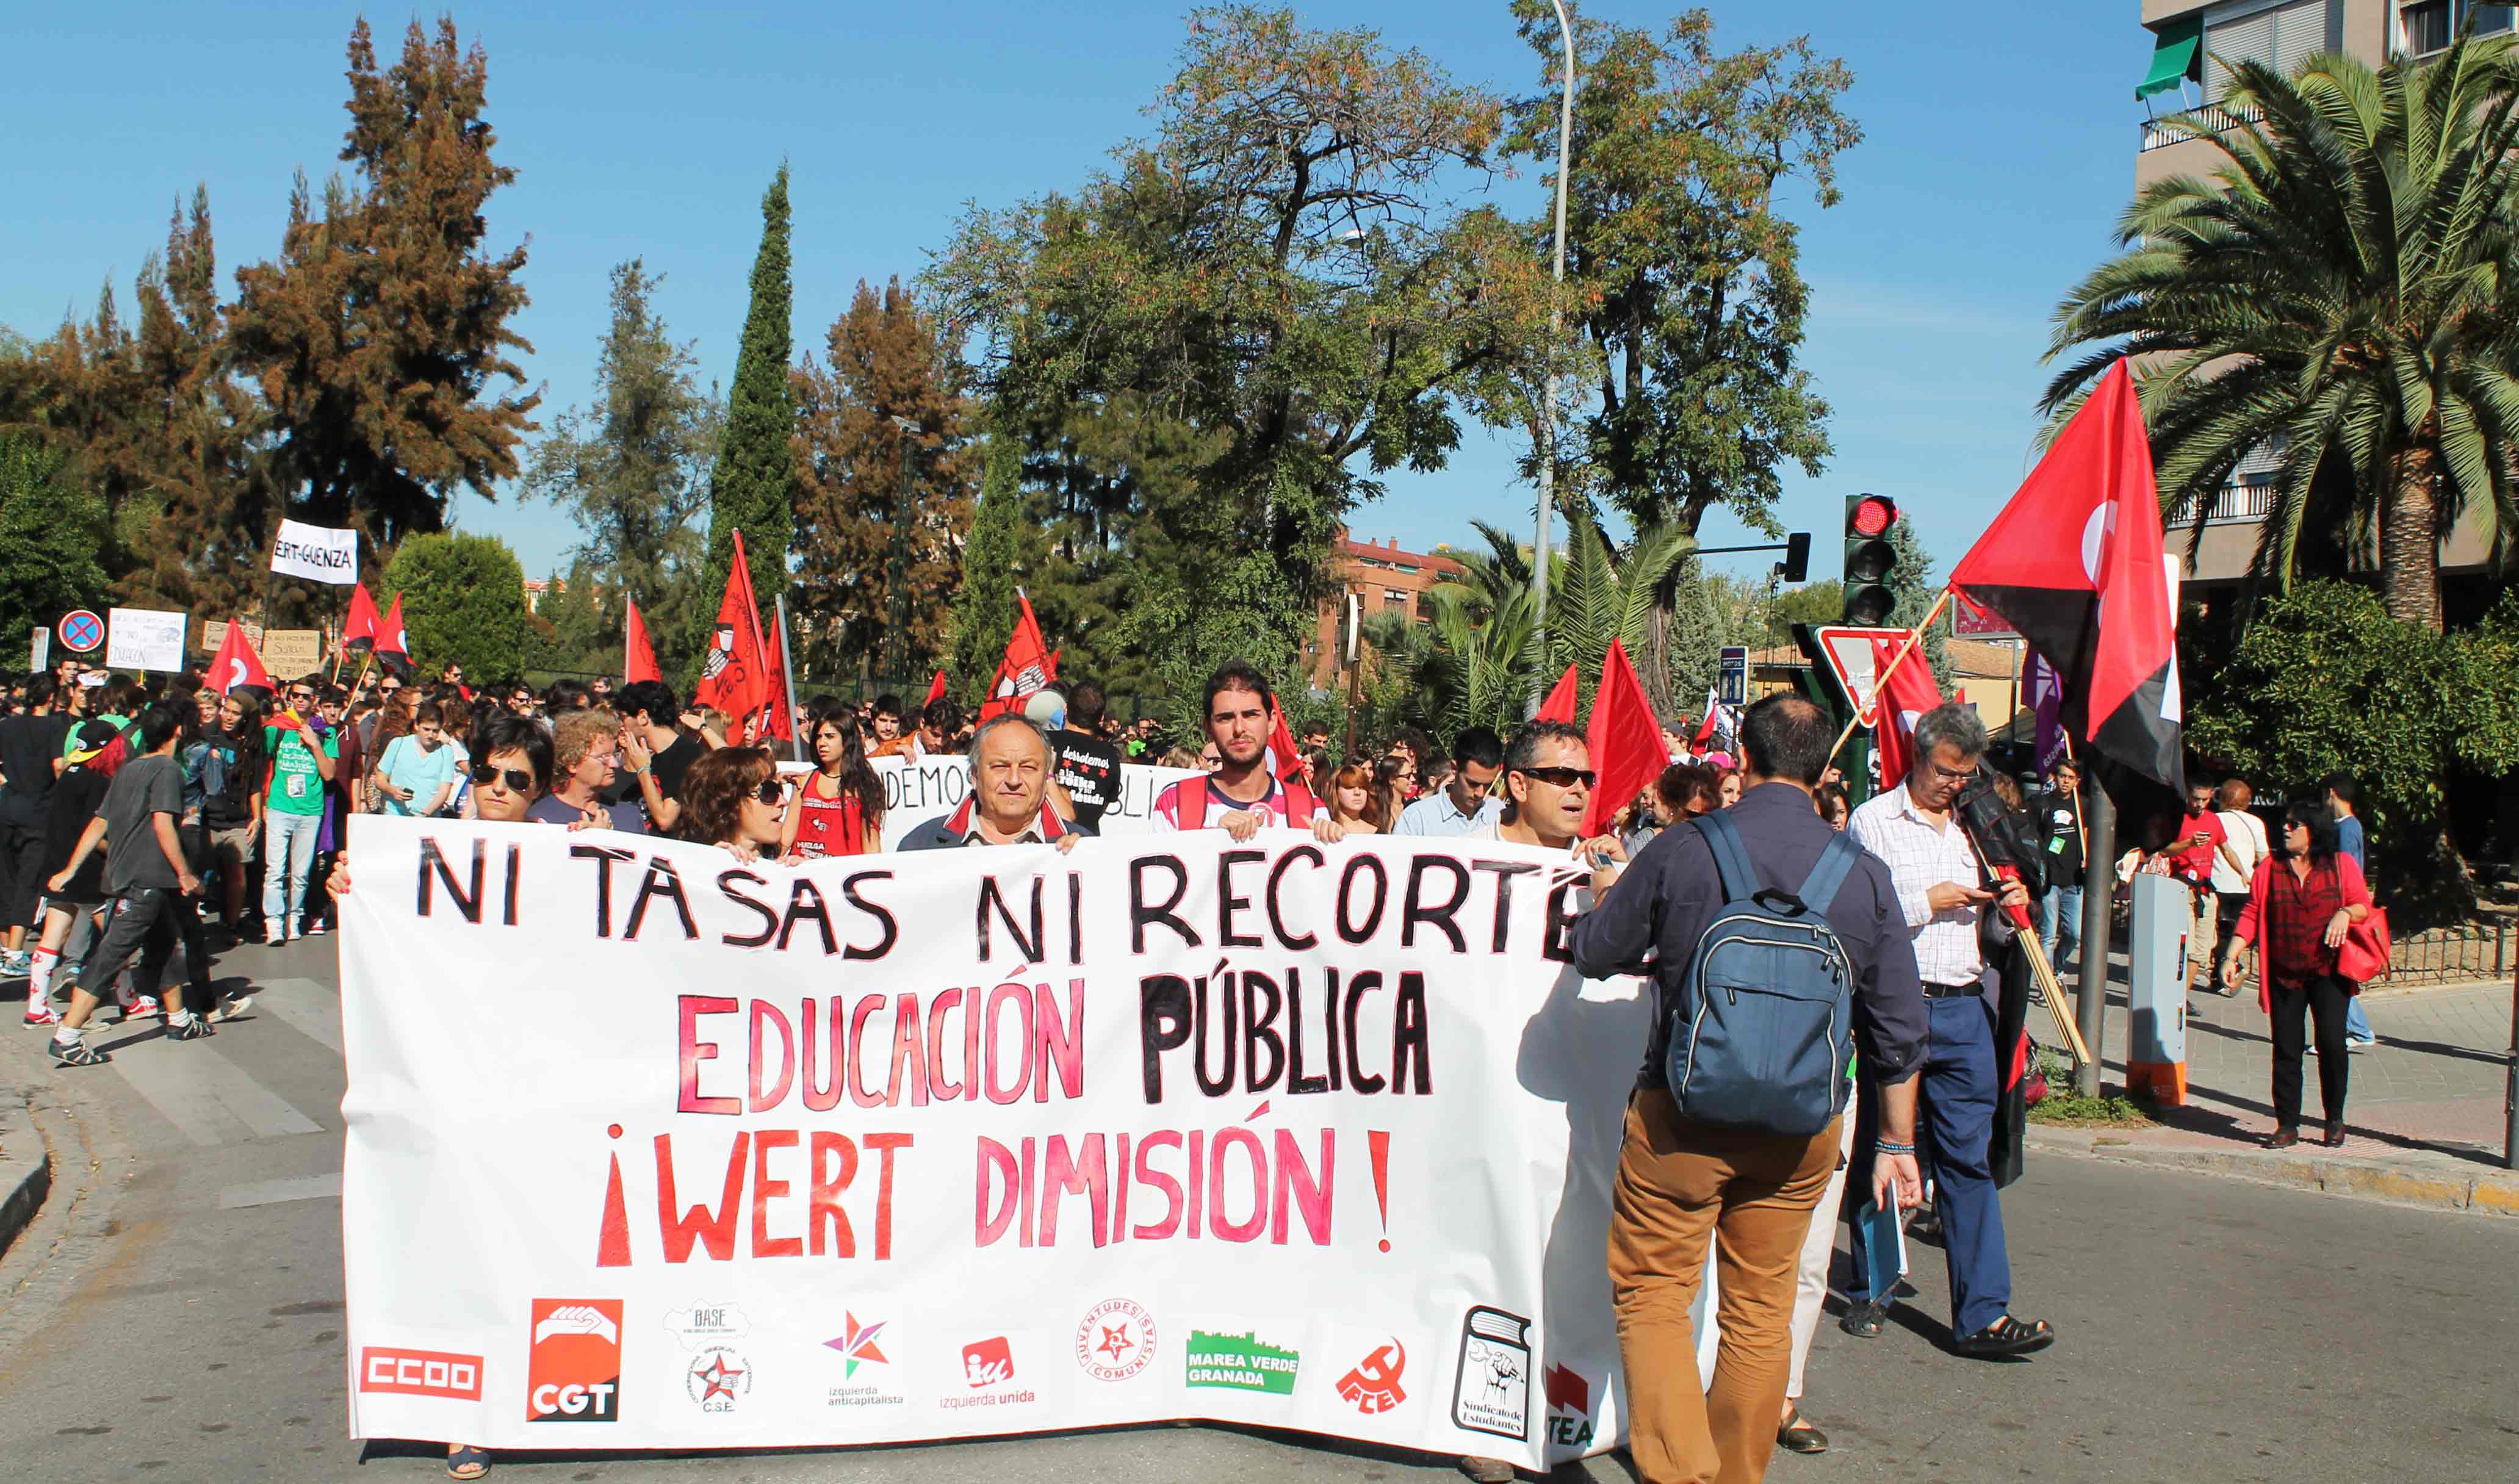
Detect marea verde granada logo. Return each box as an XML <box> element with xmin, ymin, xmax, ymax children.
<box><xmin>1075</xmin><ymin>1298</ymin><xmax>1156</xmax><ymax>1382</ymax></box>
<box><xmin>1184</xmin><ymin>1329</ymin><xmax>1299</xmax><ymax>1395</ymax></box>
<box><xmin>1335</xmin><ymin>1339</ymin><xmax>1408</xmax><ymax>1414</ymax></box>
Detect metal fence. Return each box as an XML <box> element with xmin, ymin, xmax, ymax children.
<box><xmin>2379</xmin><ymin>920</ymin><xmax>2515</xmax><ymax>986</ymax></box>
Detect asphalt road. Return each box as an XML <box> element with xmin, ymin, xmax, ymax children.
<box><xmin>1</xmin><ymin>938</ymin><xmax>2514</xmax><ymax>1484</ymax></box>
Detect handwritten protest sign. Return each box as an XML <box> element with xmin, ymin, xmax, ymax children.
<box><xmin>339</xmin><ymin>821</ymin><xmax>1643</xmax><ymax>1466</ymax></box>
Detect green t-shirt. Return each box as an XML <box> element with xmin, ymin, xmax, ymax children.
<box><xmin>264</xmin><ymin>723</ymin><xmax>338</xmax><ymax>816</ymax></box>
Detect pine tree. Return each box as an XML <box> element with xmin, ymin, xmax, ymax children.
<box><xmin>689</xmin><ymin>164</ymin><xmax>797</xmax><ymax>677</ymax></box>
<box><xmin>522</xmin><ymin>260</ymin><xmax>721</xmax><ymax>681</ymax></box>
<box><xmin>229</xmin><ymin>18</ymin><xmax>538</xmax><ymax>599</ymax></box>
<box><xmin>947</xmin><ymin>430</ymin><xmax>1026</xmax><ymax>705</ymax></box>
<box><xmin>791</xmin><ymin>278</ymin><xmax>975</xmax><ymax>682</ymax></box>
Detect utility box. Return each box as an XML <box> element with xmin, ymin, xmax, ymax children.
<box><xmin>2125</xmin><ymin>872</ymin><xmax>2189</xmax><ymax>1104</ymax></box>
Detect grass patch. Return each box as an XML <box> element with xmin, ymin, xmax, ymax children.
<box><xmin>2025</xmin><ymin>1049</ymin><xmax>2155</xmax><ymax>1128</ymax></box>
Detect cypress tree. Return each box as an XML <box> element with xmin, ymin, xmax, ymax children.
<box><xmin>690</xmin><ymin>164</ymin><xmax>797</xmax><ymax>674</ymax></box>
<box><xmin>946</xmin><ymin>429</ymin><xmax>1024</xmax><ymax>705</ymax></box>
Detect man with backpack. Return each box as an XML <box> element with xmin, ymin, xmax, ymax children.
<box><xmin>1572</xmin><ymin>694</ymin><xmax>1928</xmax><ymax>1484</ymax></box>
<box><xmin>1844</xmin><ymin>702</ymin><xmax>2056</xmax><ymax>1363</ymax></box>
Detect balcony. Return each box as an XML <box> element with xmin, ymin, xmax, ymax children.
<box><xmin>2139</xmin><ymin>100</ymin><xmax>2263</xmax><ymax>152</ymax></box>
<box><xmin>2167</xmin><ymin>477</ymin><xmax>2277</xmax><ymax>528</ymax></box>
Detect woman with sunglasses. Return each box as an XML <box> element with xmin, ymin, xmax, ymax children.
<box><xmin>676</xmin><ymin>747</ymin><xmax>788</xmax><ymax>862</ymax></box>
<box><xmin>782</xmin><ymin>706</ymin><xmax>885</xmax><ymax>859</ymax></box>
<box><xmin>2219</xmin><ymin>800</ymin><xmax>2373</xmax><ymax>1148</ymax></box>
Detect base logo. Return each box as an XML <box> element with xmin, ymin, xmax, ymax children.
<box><xmin>1336</xmin><ymin>1339</ymin><xmax>1407</xmax><ymax>1414</ymax></box>
<box><xmin>1450</xmin><ymin>1306</ymin><xmax>1531</xmax><ymax>1441</ymax></box>
<box><xmin>361</xmin><ymin>1347</ymin><xmax>483</xmax><ymax>1401</ymax></box>
<box><xmin>1544</xmin><ymin>1363</ymin><xmax>1595</xmax><ymax>1449</ymax></box>
<box><xmin>685</xmin><ymin>1346</ymin><xmax>751</xmax><ymax>1413</ymax></box>
<box><xmin>1075</xmin><ymin>1298</ymin><xmax>1156</xmax><ymax>1382</ymax></box>
<box><xmin>525</xmin><ymin>1299</ymin><xmax>622</xmax><ymax>1424</ymax></box>
<box><xmin>1185</xmin><ymin>1329</ymin><xmax>1299</xmax><ymax>1394</ymax></box>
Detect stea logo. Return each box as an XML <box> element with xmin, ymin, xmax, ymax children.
<box><xmin>963</xmin><ymin>1336</ymin><xmax>1015</xmax><ymax>1388</ymax></box>
<box><xmin>1544</xmin><ymin>1364</ymin><xmax>1595</xmax><ymax>1449</ymax></box>
<box><xmin>1335</xmin><ymin>1339</ymin><xmax>1407</xmax><ymax>1414</ymax></box>
<box><xmin>359</xmin><ymin>1347</ymin><xmax>483</xmax><ymax>1402</ymax></box>
<box><xmin>1074</xmin><ymin>1298</ymin><xmax>1156</xmax><ymax>1383</ymax></box>
<box><xmin>525</xmin><ymin>1300</ymin><xmax>622</xmax><ymax>1424</ymax></box>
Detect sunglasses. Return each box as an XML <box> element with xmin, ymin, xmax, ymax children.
<box><xmin>469</xmin><ymin>762</ymin><xmax>535</xmax><ymax>791</ymax></box>
<box><xmin>288</xmin><ymin>693</ymin><xmax>315</xmax><ymax>705</ymax></box>
<box><xmin>751</xmin><ymin>779</ymin><xmax>787</xmax><ymax>805</ymax></box>
<box><xmin>1515</xmin><ymin>766</ymin><xmax>1596</xmax><ymax>788</ymax></box>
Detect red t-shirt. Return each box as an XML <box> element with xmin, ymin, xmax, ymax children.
<box><xmin>2171</xmin><ymin>810</ymin><xmax>2225</xmax><ymax>884</ymax></box>
<box><xmin>791</xmin><ymin>775</ymin><xmax>870</xmax><ymax>858</ymax></box>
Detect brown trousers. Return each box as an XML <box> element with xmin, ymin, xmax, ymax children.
<box><xmin>1607</xmin><ymin>1089</ymin><xmax>1840</xmax><ymax>1484</ymax></box>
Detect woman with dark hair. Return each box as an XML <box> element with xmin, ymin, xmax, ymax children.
<box><xmin>1817</xmin><ymin>782</ymin><xmax>1852</xmax><ymax>830</ymax></box>
<box><xmin>1327</xmin><ymin>761</ymin><xmax>1386</xmax><ymax>834</ymax></box>
<box><xmin>784</xmin><ymin>707</ymin><xmax>885</xmax><ymax>859</ymax></box>
<box><xmin>677</xmin><ymin>747</ymin><xmax>788</xmax><ymax>862</ymax></box>
<box><xmin>2219</xmin><ymin>799</ymin><xmax>2373</xmax><ymax>1148</ymax></box>
<box><xmin>1371</xmin><ymin>754</ymin><xmax>1413</xmax><ymax>824</ymax></box>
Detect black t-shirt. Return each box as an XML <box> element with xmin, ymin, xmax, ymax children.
<box><xmin>607</xmin><ymin>732</ymin><xmax>705</xmax><ymax>809</ymax></box>
<box><xmin>99</xmin><ymin>754</ymin><xmax>185</xmax><ymax>895</ymax></box>
<box><xmin>2034</xmin><ymin>786</ymin><xmax>2085</xmax><ymax>889</ymax></box>
<box><xmin>0</xmin><ymin>711</ymin><xmax>73</xmax><ymax>819</ymax></box>
<box><xmin>1053</xmin><ymin>731</ymin><xmax>1125</xmax><ymax>829</ymax></box>
<box><xmin>41</xmin><ymin>765</ymin><xmax>112</xmax><ymax>902</ymax></box>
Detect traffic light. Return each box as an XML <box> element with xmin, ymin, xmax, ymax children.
<box><xmin>1842</xmin><ymin>494</ymin><xmax>1898</xmax><ymax>625</ymax></box>
<box><xmin>1778</xmin><ymin>531</ymin><xmax>1811</xmax><ymax>585</ymax></box>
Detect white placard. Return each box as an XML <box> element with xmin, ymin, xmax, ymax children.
<box><xmin>105</xmin><ymin>607</ymin><xmax>189</xmax><ymax>672</ymax></box>
<box><xmin>271</xmin><ymin>518</ymin><xmax>361</xmax><ymax>585</ymax></box>
<box><xmin>339</xmin><ymin>821</ymin><xmax>1643</xmax><ymax>1468</ymax></box>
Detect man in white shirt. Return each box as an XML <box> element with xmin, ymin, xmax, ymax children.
<box><xmin>1150</xmin><ymin>661</ymin><xmax>1342</xmax><ymax>843</ymax></box>
<box><xmin>2208</xmin><ymin>776</ymin><xmax>2269</xmax><ymax>993</ymax></box>
<box><xmin>1393</xmin><ymin>727</ymin><xmax>1503</xmax><ymax>838</ymax></box>
<box><xmin>1843</xmin><ymin>702</ymin><xmax>2055</xmax><ymax>1361</ymax></box>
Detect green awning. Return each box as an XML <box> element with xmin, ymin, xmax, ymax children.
<box><xmin>2136</xmin><ymin>16</ymin><xmax>2204</xmax><ymax>101</ymax></box>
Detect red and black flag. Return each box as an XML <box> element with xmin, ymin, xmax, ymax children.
<box><xmin>342</xmin><ymin>584</ymin><xmax>383</xmax><ymax>654</ymax></box>
<box><xmin>1948</xmin><ymin>359</ymin><xmax>2183</xmax><ymax>790</ymax></box>
<box><xmin>374</xmin><ymin>593</ymin><xmax>414</xmax><ymax>680</ymax></box>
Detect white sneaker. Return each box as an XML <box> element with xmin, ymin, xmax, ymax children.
<box><xmin>211</xmin><ymin>993</ymin><xmax>254</xmax><ymax>1023</ymax></box>
<box><xmin>264</xmin><ymin>921</ymin><xmax>285</xmax><ymax>946</ymax></box>
<box><xmin>285</xmin><ymin>915</ymin><xmax>303</xmax><ymax>942</ymax></box>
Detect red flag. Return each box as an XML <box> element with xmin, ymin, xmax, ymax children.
<box><xmin>624</xmin><ymin>599</ymin><xmax>661</xmax><ymax>685</ymax></box>
<box><xmin>693</xmin><ymin>531</ymin><xmax>771</xmax><ymax>727</ymax></box>
<box><xmin>1867</xmin><ymin>635</ymin><xmax>1946</xmax><ymax>790</ymax></box>
<box><xmin>1267</xmin><ymin>701</ymin><xmax>1305</xmax><ymax>782</ymax></box>
<box><xmin>1534</xmin><ymin>663</ymin><xmax>1580</xmax><ymax>724</ymax></box>
<box><xmin>1948</xmin><ymin>358</ymin><xmax>2183</xmax><ymax>789</ymax></box>
<box><xmin>980</xmin><ymin>594</ymin><xmax>1054</xmax><ymax>721</ymax></box>
<box><xmin>758</xmin><ymin>601</ymin><xmax>794</xmax><ymax>743</ymax></box>
<box><xmin>1582</xmin><ymin>638</ymin><xmax>1665</xmax><ymax>837</ymax></box>
<box><xmin>922</xmin><ymin>669</ymin><xmax>948</xmax><ymax>707</ymax></box>
<box><xmin>207</xmin><ymin>620</ymin><xmax>273</xmax><ymax>695</ymax></box>
<box><xmin>374</xmin><ymin>593</ymin><xmax>413</xmax><ymax>680</ymax></box>
<box><xmin>342</xmin><ymin>584</ymin><xmax>382</xmax><ymax>654</ymax></box>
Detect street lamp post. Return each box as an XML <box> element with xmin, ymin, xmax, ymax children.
<box><xmin>1528</xmin><ymin>0</ymin><xmax>1576</xmax><ymax>713</ymax></box>
<box><xmin>885</xmin><ymin>414</ymin><xmax>918</xmax><ymax>690</ymax></box>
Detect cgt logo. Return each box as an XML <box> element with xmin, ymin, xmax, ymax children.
<box><xmin>359</xmin><ymin>1347</ymin><xmax>482</xmax><ymax>1401</ymax></box>
<box><xmin>527</xmin><ymin>1300</ymin><xmax>623</xmax><ymax>1424</ymax></box>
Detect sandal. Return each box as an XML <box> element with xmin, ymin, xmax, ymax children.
<box><xmin>446</xmin><ymin>1444</ymin><xmax>490</xmax><ymax>1480</ymax></box>
<box><xmin>1953</xmin><ymin>1315</ymin><xmax>2056</xmax><ymax>1359</ymax></box>
<box><xmin>1837</xmin><ymin>1297</ymin><xmax>1889</xmax><ymax>1338</ymax></box>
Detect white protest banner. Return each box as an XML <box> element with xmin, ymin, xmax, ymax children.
<box><xmin>272</xmin><ymin>517</ymin><xmax>361</xmax><ymax>585</ymax></box>
<box><xmin>104</xmin><ymin>607</ymin><xmax>189</xmax><ymax>672</ymax></box>
<box><xmin>859</xmin><ymin>753</ymin><xmax>1200</xmax><ymax>847</ymax></box>
<box><xmin>341</xmin><ymin>820</ymin><xmax>1643</xmax><ymax>1467</ymax></box>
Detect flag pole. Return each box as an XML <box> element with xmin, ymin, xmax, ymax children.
<box><xmin>1822</xmin><ymin>586</ymin><xmax>1954</xmax><ymax>770</ymax></box>
<box><xmin>774</xmin><ymin>593</ymin><xmax>804</xmax><ymax>763</ymax></box>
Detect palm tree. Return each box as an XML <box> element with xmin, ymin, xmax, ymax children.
<box><xmin>1545</xmin><ymin>511</ymin><xmax>1698</xmax><ymax>699</ymax></box>
<box><xmin>2044</xmin><ymin>34</ymin><xmax>2519</xmax><ymax>631</ymax></box>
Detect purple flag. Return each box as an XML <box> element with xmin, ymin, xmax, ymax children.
<box><xmin>2027</xmin><ymin>649</ymin><xmax>2067</xmax><ymax>774</ymax></box>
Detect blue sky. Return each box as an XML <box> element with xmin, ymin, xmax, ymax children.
<box><xmin>2</xmin><ymin>1</ymin><xmax>2149</xmax><ymax>589</ymax></box>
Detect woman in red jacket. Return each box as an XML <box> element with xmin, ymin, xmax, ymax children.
<box><xmin>2217</xmin><ymin>801</ymin><xmax>2373</xmax><ymax>1149</ymax></box>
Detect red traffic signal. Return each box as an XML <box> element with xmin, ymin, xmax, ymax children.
<box><xmin>1848</xmin><ymin>494</ymin><xmax>1897</xmax><ymax>538</ymax></box>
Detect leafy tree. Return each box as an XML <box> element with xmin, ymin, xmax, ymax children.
<box><xmin>2045</xmin><ymin>34</ymin><xmax>2519</xmax><ymax>632</ymax></box>
<box><xmin>791</xmin><ymin>278</ymin><xmax>976</xmax><ymax>683</ymax></box>
<box><xmin>929</xmin><ymin>5</ymin><xmax>1546</xmax><ymax>687</ymax></box>
<box><xmin>1765</xmin><ymin>578</ymin><xmax>1842</xmax><ymax>644</ymax></box>
<box><xmin>0</xmin><ymin>436</ymin><xmax>110</xmax><ymax>652</ymax></box>
<box><xmin>946</xmin><ymin>431</ymin><xmax>1035</xmax><ymax>705</ymax></box>
<box><xmin>228</xmin><ymin>18</ymin><xmax>538</xmax><ymax>597</ymax></box>
<box><xmin>522</xmin><ymin>259</ymin><xmax>721</xmax><ymax>682</ymax></box>
<box><xmin>1501</xmin><ymin>4</ymin><xmax>1855</xmax><ymax>540</ymax></box>
<box><xmin>378</xmin><ymin>531</ymin><xmax>530</xmax><ymax>681</ymax></box>
<box><xmin>688</xmin><ymin>164</ymin><xmax>797</xmax><ymax>678</ymax></box>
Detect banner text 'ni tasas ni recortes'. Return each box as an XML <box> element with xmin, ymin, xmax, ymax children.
<box><xmin>395</xmin><ymin>826</ymin><xmax>1595</xmax><ymax>1270</ymax></box>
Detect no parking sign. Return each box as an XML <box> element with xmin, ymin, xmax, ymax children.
<box><xmin>57</xmin><ymin>610</ymin><xmax>103</xmax><ymax>653</ymax></box>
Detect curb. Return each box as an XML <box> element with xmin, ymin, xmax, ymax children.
<box><xmin>2027</xmin><ymin>1126</ymin><xmax>2519</xmax><ymax>1217</ymax></box>
<box><xmin>0</xmin><ymin>1092</ymin><xmax>51</xmax><ymax>1261</ymax></box>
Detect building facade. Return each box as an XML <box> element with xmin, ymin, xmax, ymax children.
<box><xmin>1309</xmin><ymin>535</ymin><xmax>1463</xmax><ymax>686</ymax></box>
<box><xmin>2133</xmin><ymin>0</ymin><xmax>2507</xmax><ymax>588</ymax></box>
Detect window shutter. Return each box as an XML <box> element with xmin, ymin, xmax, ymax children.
<box><xmin>2271</xmin><ymin>0</ymin><xmax>2336</xmax><ymax>74</ymax></box>
<box><xmin>2204</xmin><ymin>0</ymin><xmax>2333</xmax><ymax>89</ymax></box>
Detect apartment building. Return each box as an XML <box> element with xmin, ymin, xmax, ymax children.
<box><xmin>1308</xmin><ymin>533</ymin><xmax>1463</xmax><ymax>686</ymax></box>
<box><xmin>2133</xmin><ymin>0</ymin><xmax>2505</xmax><ymax>588</ymax></box>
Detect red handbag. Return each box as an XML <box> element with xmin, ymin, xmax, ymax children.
<box><xmin>2336</xmin><ymin>907</ymin><xmax>2392</xmax><ymax>985</ymax></box>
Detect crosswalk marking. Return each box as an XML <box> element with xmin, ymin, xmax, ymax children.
<box><xmin>108</xmin><ymin>1035</ymin><xmax>325</xmax><ymax>1147</ymax></box>
<box><xmin>252</xmin><ymin>976</ymin><xmax>344</xmax><ymax>1053</ymax></box>
<box><xmin>220</xmin><ymin>1173</ymin><xmax>342</xmax><ymax>1209</ymax></box>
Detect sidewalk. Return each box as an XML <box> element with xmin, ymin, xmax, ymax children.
<box><xmin>2036</xmin><ymin>965</ymin><xmax>2519</xmax><ymax>1215</ymax></box>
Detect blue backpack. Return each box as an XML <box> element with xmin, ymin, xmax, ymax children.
<box><xmin>1663</xmin><ymin>811</ymin><xmax>1859</xmax><ymax>1137</ymax></box>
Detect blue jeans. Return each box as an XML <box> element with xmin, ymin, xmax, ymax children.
<box><xmin>2344</xmin><ymin>995</ymin><xmax>2374</xmax><ymax>1043</ymax></box>
<box><xmin>1847</xmin><ymin>995</ymin><xmax>2013</xmax><ymax>1336</ymax></box>
<box><xmin>261</xmin><ymin>810</ymin><xmax>322</xmax><ymax>925</ymax></box>
<box><xmin>2039</xmin><ymin>884</ymin><xmax>2083</xmax><ymax>976</ymax></box>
